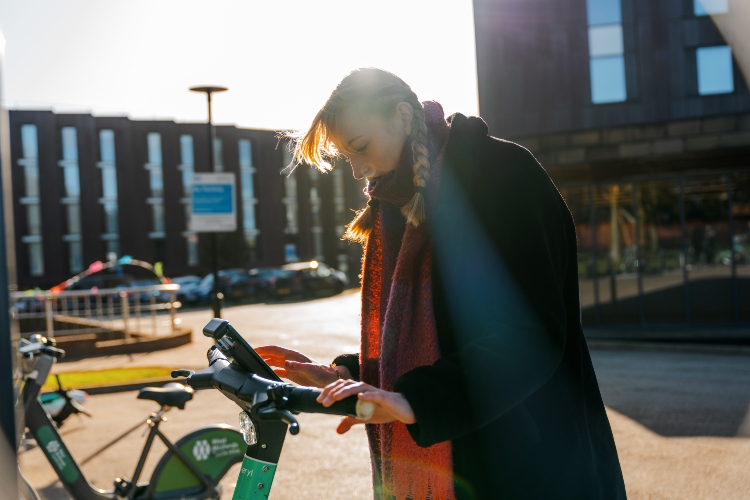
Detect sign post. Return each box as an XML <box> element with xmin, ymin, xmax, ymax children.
<box><xmin>190</xmin><ymin>173</ymin><xmax>237</xmax><ymax>318</ymax></box>
<box><xmin>189</xmin><ymin>85</ymin><xmax>228</xmax><ymax>319</ymax></box>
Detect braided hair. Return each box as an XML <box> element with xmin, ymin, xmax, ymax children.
<box><xmin>289</xmin><ymin>68</ymin><xmax>431</xmax><ymax>244</ymax></box>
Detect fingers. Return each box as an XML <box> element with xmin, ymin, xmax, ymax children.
<box><xmin>360</xmin><ymin>391</ymin><xmax>416</xmax><ymax>424</ymax></box>
<box><xmin>316</xmin><ymin>380</ymin><xmax>378</xmax><ymax>407</ymax></box>
<box><xmin>337</xmin><ymin>416</ymin><xmax>362</xmax><ymax>434</ymax></box>
<box><xmin>255</xmin><ymin>345</ymin><xmax>313</xmax><ymax>364</ymax></box>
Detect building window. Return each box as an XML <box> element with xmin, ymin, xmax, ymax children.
<box><xmin>283</xmin><ymin>172</ymin><xmax>298</xmax><ymax>234</ymax></box>
<box><xmin>282</xmin><ymin>144</ymin><xmax>298</xmax><ymax>235</ymax></box>
<box><xmin>59</xmin><ymin>127</ymin><xmax>83</xmax><ymax>273</ymax></box>
<box><xmin>180</xmin><ymin>135</ymin><xmax>194</xmax><ymax>196</ymax></box>
<box><xmin>694</xmin><ymin>0</ymin><xmax>728</xmax><ymax>16</ymax></box>
<box><xmin>213</xmin><ymin>137</ymin><xmax>223</xmax><ymax>172</ymax></box>
<box><xmin>179</xmin><ymin>134</ymin><xmax>199</xmax><ymax>266</ymax></box>
<box><xmin>152</xmin><ymin>202</ymin><xmax>165</xmax><ymax>233</ymax></box>
<box><xmin>29</xmin><ymin>242</ymin><xmax>44</xmax><ymax>277</ymax></box>
<box><xmin>18</xmin><ymin>124</ymin><xmax>44</xmax><ymax>276</ymax></box>
<box><xmin>308</xmin><ymin>169</ymin><xmax>324</xmax><ymax>260</ymax></box>
<box><xmin>586</xmin><ymin>0</ymin><xmax>626</xmax><ymax>104</ymax></box>
<box><xmin>98</xmin><ymin>129</ymin><xmax>119</xmax><ymax>256</ymax></box>
<box><xmin>145</xmin><ymin>132</ymin><xmax>165</xmax><ymax>238</ymax></box>
<box><xmin>332</xmin><ymin>169</ymin><xmax>349</xmax><ymax>274</ymax></box>
<box><xmin>281</xmin><ymin>145</ymin><xmax>298</xmax><ymax>262</ymax></box>
<box><xmin>187</xmin><ymin>234</ymin><xmax>199</xmax><ymax>267</ymax></box>
<box><xmin>696</xmin><ymin>46</ymin><xmax>734</xmax><ymax>95</ymax></box>
<box><xmin>239</xmin><ymin>139</ymin><xmax>259</xmax><ymax>258</ymax></box>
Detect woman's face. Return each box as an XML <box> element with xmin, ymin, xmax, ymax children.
<box><xmin>334</xmin><ymin>102</ymin><xmax>413</xmax><ymax>181</ymax></box>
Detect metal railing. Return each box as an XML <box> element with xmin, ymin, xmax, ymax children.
<box><xmin>11</xmin><ymin>284</ymin><xmax>181</xmax><ymax>340</ymax></box>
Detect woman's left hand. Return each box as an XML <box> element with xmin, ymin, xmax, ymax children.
<box><xmin>316</xmin><ymin>380</ymin><xmax>416</xmax><ymax>434</ymax></box>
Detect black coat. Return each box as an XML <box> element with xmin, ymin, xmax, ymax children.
<box><xmin>334</xmin><ymin>113</ymin><xmax>626</xmax><ymax>499</ymax></box>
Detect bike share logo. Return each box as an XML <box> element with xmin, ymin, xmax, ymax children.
<box><xmin>192</xmin><ymin>440</ymin><xmax>212</xmax><ymax>461</ymax></box>
<box><xmin>46</xmin><ymin>440</ymin><xmax>61</xmax><ymax>454</ymax></box>
<box><xmin>37</xmin><ymin>425</ymin><xmax>79</xmax><ymax>483</ymax></box>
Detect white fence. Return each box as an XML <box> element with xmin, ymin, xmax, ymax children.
<box><xmin>12</xmin><ymin>284</ymin><xmax>181</xmax><ymax>339</ymax></box>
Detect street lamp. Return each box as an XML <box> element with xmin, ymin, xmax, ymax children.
<box><xmin>190</xmin><ymin>85</ymin><xmax>228</xmax><ymax>319</ymax></box>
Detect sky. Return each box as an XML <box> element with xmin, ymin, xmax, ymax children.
<box><xmin>0</xmin><ymin>0</ymin><xmax>479</xmax><ymax>132</ymax></box>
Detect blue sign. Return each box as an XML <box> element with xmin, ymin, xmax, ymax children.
<box><xmin>190</xmin><ymin>173</ymin><xmax>237</xmax><ymax>232</ymax></box>
<box><xmin>193</xmin><ymin>184</ymin><xmax>233</xmax><ymax>214</ymax></box>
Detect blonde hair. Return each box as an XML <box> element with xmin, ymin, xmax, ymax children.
<box><xmin>289</xmin><ymin>68</ymin><xmax>431</xmax><ymax>244</ymax></box>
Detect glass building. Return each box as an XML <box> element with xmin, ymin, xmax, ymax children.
<box><xmin>474</xmin><ymin>0</ymin><xmax>749</xmax><ymax>329</ymax></box>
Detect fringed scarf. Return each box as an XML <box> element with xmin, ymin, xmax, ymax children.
<box><xmin>360</xmin><ymin>101</ymin><xmax>454</xmax><ymax>500</ymax></box>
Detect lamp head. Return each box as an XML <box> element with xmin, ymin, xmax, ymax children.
<box><xmin>189</xmin><ymin>86</ymin><xmax>228</xmax><ymax>94</ymax></box>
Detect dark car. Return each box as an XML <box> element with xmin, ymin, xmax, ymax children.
<box><xmin>171</xmin><ymin>275</ymin><xmax>202</xmax><ymax>304</ymax></box>
<box><xmin>63</xmin><ymin>272</ymin><xmax>138</xmax><ymax>307</ymax></box>
<box><xmin>249</xmin><ymin>267</ymin><xmax>304</xmax><ymax>301</ymax></box>
<box><xmin>185</xmin><ymin>269</ymin><xmax>256</xmax><ymax>305</ymax></box>
<box><xmin>66</xmin><ymin>272</ymin><xmax>135</xmax><ymax>292</ymax></box>
<box><xmin>280</xmin><ymin>261</ymin><xmax>348</xmax><ymax>298</ymax></box>
<box><xmin>129</xmin><ymin>279</ymin><xmax>170</xmax><ymax>304</ymax></box>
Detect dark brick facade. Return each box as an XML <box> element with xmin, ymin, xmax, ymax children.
<box><xmin>8</xmin><ymin>111</ymin><xmax>366</xmax><ymax>290</ymax></box>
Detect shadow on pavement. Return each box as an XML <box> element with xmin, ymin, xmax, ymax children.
<box><xmin>591</xmin><ymin>348</ymin><xmax>750</xmax><ymax>437</ymax></box>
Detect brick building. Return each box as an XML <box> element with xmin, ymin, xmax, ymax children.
<box><xmin>473</xmin><ymin>0</ymin><xmax>750</xmax><ymax>328</ymax></box>
<box><xmin>8</xmin><ymin>110</ymin><xmax>366</xmax><ymax>289</ymax></box>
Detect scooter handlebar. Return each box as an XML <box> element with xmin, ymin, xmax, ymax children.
<box><xmin>287</xmin><ymin>386</ymin><xmax>375</xmax><ymax>421</ymax></box>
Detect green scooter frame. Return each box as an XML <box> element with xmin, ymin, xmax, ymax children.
<box><xmin>176</xmin><ymin>319</ymin><xmax>375</xmax><ymax>499</ymax></box>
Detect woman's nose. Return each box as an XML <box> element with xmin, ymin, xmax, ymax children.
<box><xmin>350</xmin><ymin>158</ymin><xmax>368</xmax><ymax>180</ymax></box>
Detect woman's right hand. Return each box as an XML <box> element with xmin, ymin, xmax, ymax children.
<box><xmin>255</xmin><ymin>345</ymin><xmax>350</xmax><ymax>388</ymax></box>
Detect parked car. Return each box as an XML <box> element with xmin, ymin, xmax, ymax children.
<box><xmin>184</xmin><ymin>269</ymin><xmax>256</xmax><ymax>305</ymax></box>
<box><xmin>171</xmin><ymin>275</ymin><xmax>203</xmax><ymax>304</ymax></box>
<box><xmin>128</xmin><ymin>279</ymin><xmax>170</xmax><ymax>304</ymax></box>
<box><xmin>280</xmin><ymin>261</ymin><xmax>348</xmax><ymax>298</ymax></box>
<box><xmin>249</xmin><ymin>267</ymin><xmax>304</xmax><ymax>301</ymax></box>
<box><xmin>66</xmin><ymin>272</ymin><xmax>135</xmax><ymax>292</ymax></box>
<box><xmin>61</xmin><ymin>272</ymin><xmax>138</xmax><ymax>307</ymax></box>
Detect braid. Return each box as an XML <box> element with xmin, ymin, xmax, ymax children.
<box><xmin>343</xmin><ymin>198</ymin><xmax>378</xmax><ymax>244</ymax></box>
<box><xmin>401</xmin><ymin>102</ymin><xmax>429</xmax><ymax>226</ymax></box>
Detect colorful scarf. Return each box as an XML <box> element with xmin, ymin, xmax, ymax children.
<box><xmin>360</xmin><ymin>101</ymin><xmax>454</xmax><ymax>500</ymax></box>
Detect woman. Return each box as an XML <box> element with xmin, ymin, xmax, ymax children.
<box><xmin>256</xmin><ymin>68</ymin><xmax>626</xmax><ymax>499</ymax></box>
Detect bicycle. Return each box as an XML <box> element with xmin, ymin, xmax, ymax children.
<box><xmin>17</xmin><ymin>334</ymin><xmax>246</xmax><ymax>499</ymax></box>
<box><xmin>171</xmin><ymin>318</ymin><xmax>375</xmax><ymax>499</ymax></box>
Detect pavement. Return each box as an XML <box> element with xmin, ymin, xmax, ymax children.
<box><xmin>52</xmin><ymin>290</ymin><xmax>365</xmax><ymax>383</ymax></box>
<box><xmin>20</xmin><ymin>289</ymin><xmax>750</xmax><ymax>499</ymax></box>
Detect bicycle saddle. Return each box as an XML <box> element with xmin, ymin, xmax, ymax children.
<box><xmin>138</xmin><ymin>383</ymin><xmax>195</xmax><ymax>409</ymax></box>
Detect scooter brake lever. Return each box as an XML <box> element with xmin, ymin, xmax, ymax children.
<box><xmin>171</xmin><ymin>369</ymin><xmax>194</xmax><ymax>378</ymax></box>
<box><xmin>256</xmin><ymin>406</ymin><xmax>301</xmax><ymax>435</ymax></box>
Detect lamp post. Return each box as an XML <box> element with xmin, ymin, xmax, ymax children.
<box><xmin>190</xmin><ymin>85</ymin><xmax>228</xmax><ymax>319</ymax></box>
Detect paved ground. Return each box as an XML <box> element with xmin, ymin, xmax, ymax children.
<box><xmin>19</xmin><ymin>290</ymin><xmax>750</xmax><ymax>499</ymax></box>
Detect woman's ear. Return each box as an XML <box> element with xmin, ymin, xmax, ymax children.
<box><xmin>395</xmin><ymin>102</ymin><xmax>413</xmax><ymax>136</ymax></box>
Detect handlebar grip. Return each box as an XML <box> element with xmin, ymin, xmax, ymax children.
<box><xmin>288</xmin><ymin>386</ymin><xmax>375</xmax><ymax>420</ymax></box>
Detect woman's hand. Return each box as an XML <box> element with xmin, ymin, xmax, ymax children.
<box><xmin>254</xmin><ymin>345</ymin><xmax>350</xmax><ymax>388</ymax></box>
<box><xmin>316</xmin><ymin>379</ymin><xmax>416</xmax><ymax>434</ymax></box>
